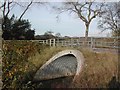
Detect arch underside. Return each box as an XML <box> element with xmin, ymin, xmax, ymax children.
<box><xmin>34</xmin><ymin>54</ymin><xmax>77</xmax><ymax>81</ymax></box>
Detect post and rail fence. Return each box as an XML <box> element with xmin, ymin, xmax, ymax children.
<box><xmin>31</xmin><ymin>37</ymin><xmax>120</xmax><ymax>49</ymax></box>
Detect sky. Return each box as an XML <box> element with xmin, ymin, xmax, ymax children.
<box><xmin>2</xmin><ymin>2</ymin><xmax>112</xmax><ymax>37</ymax></box>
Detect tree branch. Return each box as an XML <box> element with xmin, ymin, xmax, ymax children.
<box><xmin>72</xmin><ymin>2</ymin><xmax>88</xmax><ymax>23</ymax></box>
<box><xmin>0</xmin><ymin>4</ymin><xmax>4</xmax><ymax>9</ymax></box>
<box><xmin>18</xmin><ymin>1</ymin><xmax>33</xmax><ymax>20</ymax></box>
<box><xmin>89</xmin><ymin>3</ymin><xmax>103</xmax><ymax>23</ymax></box>
<box><xmin>6</xmin><ymin>1</ymin><xmax>12</xmax><ymax>17</ymax></box>
<box><xmin>109</xmin><ymin>8</ymin><xmax>118</xmax><ymax>30</ymax></box>
<box><xmin>3</xmin><ymin>1</ymin><xmax>6</xmax><ymax>17</ymax></box>
<box><xmin>88</xmin><ymin>2</ymin><xmax>92</xmax><ymax>21</ymax></box>
<box><xmin>14</xmin><ymin>2</ymin><xmax>25</xmax><ymax>8</ymax></box>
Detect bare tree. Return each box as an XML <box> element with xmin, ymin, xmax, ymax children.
<box><xmin>18</xmin><ymin>1</ymin><xmax>33</xmax><ymax>20</ymax></box>
<box><xmin>98</xmin><ymin>2</ymin><xmax>120</xmax><ymax>37</ymax></box>
<box><xmin>0</xmin><ymin>0</ymin><xmax>46</xmax><ymax>20</ymax></box>
<box><xmin>0</xmin><ymin>0</ymin><xmax>34</xmax><ymax>20</ymax></box>
<box><xmin>52</xmin><ymin>1</ymin><xmax>104</xmax><ymax>45</ymax></box>
<box><xmin>1</xmin><ymin>1</ymin><xmax>13</xmax><ymax>18</ymax></box>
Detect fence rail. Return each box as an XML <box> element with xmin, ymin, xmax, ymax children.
<box><xmin>31</xmin><ymin>37</ymin><xmax>119</xmax><ymax>49</ymax></box>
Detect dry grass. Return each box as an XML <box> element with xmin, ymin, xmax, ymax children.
<box><xmin>28</xmin><ymin>46</ymin><xmax>118</xmax><ymax>88</ymax></box>
<box><xmin>2</xmin><ymin>40</ymin><xmax>119</xmax><ymax>88</ymax></box>
<box><xmin>28</xmin><ymin>47</ymin><xmax>70</xmax><ymax>68</ymax></box>
<box><xmin>72</xmin><ymin>48</ymin><xmax>118</xmax><ymax>88</ymax></box>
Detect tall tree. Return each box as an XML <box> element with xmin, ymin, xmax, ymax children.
<box><xmin>0</xmin><ymin>0</ymin><xmax>46</xmax><ymax>40</ymax></box>
<box><xmin>2</xmin><ymin>16</ymin><xmax>13</xmax><ymax>39</ymax></box>
<box><xmin>2</xmin><ymin>15</ymin><xmax>35</xmax><ymax>40</ymax></box>
<box><xmin>52</xmin><ymin>1</ymin><xmax>104</xmax><ymax>45</ymax></box>
<box><xmin>43</xmin><ymin>30</ymin><xmax>55</xmax><ymax>39</ymax></box>
<box><xmin>98</xmin><ymin>2</ymin><xmax>120</xmax><ymax>37</ymax></box>
<box><xmin>25</xmin><ymin>29</ymin><xmax>35</xmax><ymax>40</ymax></box>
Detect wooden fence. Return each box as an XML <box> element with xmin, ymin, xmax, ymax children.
<box><xmin>31</xmin><ymin>37</ymin><xmax>119</xmax><ymax>49</ymax></box>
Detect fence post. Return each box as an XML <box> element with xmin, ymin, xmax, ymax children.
<box><xmin>56</xmin><ymin>38</ymin><xmax>59</xmax><ymax>47</ymax></box>
<box><xmin>93</xmin><ymin>38</ymin><xmax>95</xmax><ymax>48</ymax></box>
<box><xmin>62</xmin><ymin>41</ymin><xmax>64</xmax><ymax>46</ymax></box>
<box><xmin>43</xmin><ymin>40</ymin><xmax>45</xmax><ymax>44</ymax></box>
<box><xmin>91</xmin><ymin>37</ymin><xmax>93</xmax><ymax>48</ymax></box>
<box><xmin>53</xmin><ymin>39</ymin><xmax>56</xmax><ymax>47</ymax></box>
<box><xmin>49</xmin><ymin>39</ymin><xmax>52</xmax><ymax>46</ymax></box>
<box><xmin>46</xmin><ymin>40</ymin><xmax>48</xmax><ymax>44</ymax></box>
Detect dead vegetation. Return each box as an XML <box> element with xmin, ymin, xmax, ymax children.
<box><xmin>72</xmin><ymin>48</ymin><xmax>118</xmax><ymax>88</ymax></box>
<box><xmin>2</xmin><ymin>41</ymin><xmax>119</xmax><ymax>88</ymax></box>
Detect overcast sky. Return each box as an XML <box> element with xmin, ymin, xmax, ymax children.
<box><xmin>6</xmin><ymin>2</ymin><xmax>112</xmax><ymax>37</ymax></box>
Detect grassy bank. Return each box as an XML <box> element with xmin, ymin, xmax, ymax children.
<box><xmin>2</xmin><ymin>40</ymin><xmax>46</xmax><ymax>88</ymax></box>
<box><xmin>73</xmin><ymin>48</ymin><xmax>118</xmax><ymax>88</ymax></box>
<box><xmin>2</xmin><ymin>40</ymin><xmax>119</xmax><ymax>88</ymax></box>
<box><xmin>2</xmin><ymin>40</ymin><xmax>68</xmax><ymax>88</ymax></box>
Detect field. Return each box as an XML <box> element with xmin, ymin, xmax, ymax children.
<box><xmin>2</xmin><ymin>40</ymin><xmax>119</xmax><ymax>89</ymax></box>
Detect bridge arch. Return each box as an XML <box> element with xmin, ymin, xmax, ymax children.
<box><xmin>34</xmin><ymin>50</ymin><xmax>84</xmax><ymax>82</ymax></box>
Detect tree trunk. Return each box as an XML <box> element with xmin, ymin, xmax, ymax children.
<box><xmin>84</xmin><ymin>24</ymin><xmax>89</xmax><ymax>46</ymax></box>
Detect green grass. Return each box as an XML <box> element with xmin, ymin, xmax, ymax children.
<box><xmin>2</xmin><ymin>40</ymin><xmax>119</xmax><ymax>88</ymax></box>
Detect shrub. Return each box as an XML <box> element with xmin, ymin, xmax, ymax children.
<box><xmin>2</xmin><ymin>40</ymin><xmax>49</xmax><ymax>88</ymax></box>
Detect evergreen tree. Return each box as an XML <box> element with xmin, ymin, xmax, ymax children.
<box><xmin>2</xmin><ymin>15</ymin><xmax>35</xmax><ymax>40</ymax></box>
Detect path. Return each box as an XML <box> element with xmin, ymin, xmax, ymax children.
<box><xmin>93</xmin><ymin>48</ymin><xmax>119</xmax><ymax>54</ymax></box>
